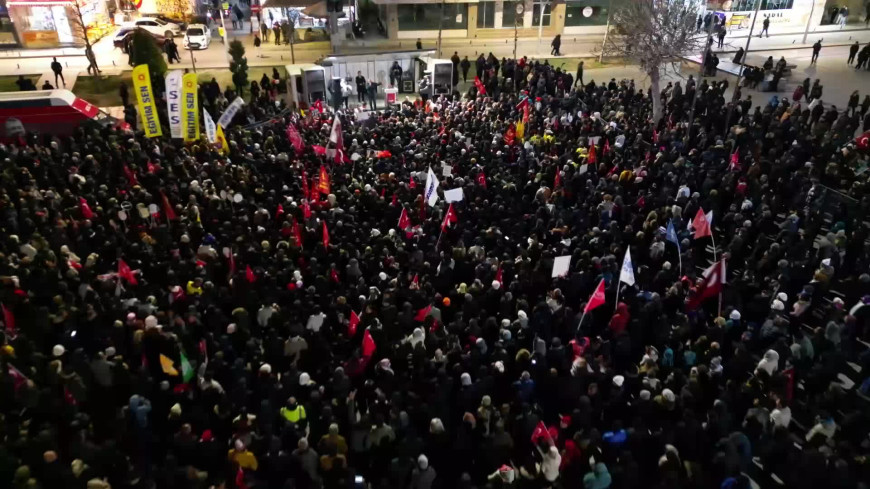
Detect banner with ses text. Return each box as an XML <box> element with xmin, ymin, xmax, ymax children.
<box><xmin>217</xmin><ymin>97</ymin><xmax>244</xmax><ymax>128</ymax></box>
<box><xmin>181</xmin><ymin>73</ymin><xmax>199</xmax><ymax>142</ymax></box>
<box><xmin>132</xmin><ymin>65</ymin><xmax>162</xmax><ymax>138</ymax></box>
<box><xmin>165</xmin><ymin>70</ymin><xmax>183</xmax><ymax>139</ymax></box>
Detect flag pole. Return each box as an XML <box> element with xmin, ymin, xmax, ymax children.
<box><xmin>676</xmin><ymin>243</ymin><xmax>683</xmax><ymax>277</ymax></box>
<box><xmin>614</xmin><ymin>281</ymin><xmax>621</xmax><ymax>314</ymax></box>
<box><xmin>576</xmin><ymin>310</ymin><xmax>587</xmax><ymax>336</ymax></box>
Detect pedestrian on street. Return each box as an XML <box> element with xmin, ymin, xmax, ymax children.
<box><xmin>717</xmin><ymin>27</ymin><xmax>726</xmax><ymax>48</ymax></box>
<box><xmin>576</xmin><ymin>60</ymin><xmax>584</xmax><ymax>86</ymax></box>
<box><xmin>50</xmin><ymin>57</ymin><xmax>64</xmax><ymax>87</ymax></box>
<box><xmin>366</xmin><ymin>80</ymin><xmax>380</xmax><ymax>110</ymax></box>
<box><xmin>857</xmin><ymin>44</ymin><xmax>870</xmax><ymax>70</ymax></box>
<box><xmin>838</xmin><ymin>6</ymin><xmax>849</xmax><ymax>28</ymax></box>
<box><xmin>273</xmin><ymin>22</ymin><xmax>281</xmax><ymax>44</ymax></box>
<box><xmin>218</xmin><ymin>24</ymin><xmax>225</xmax><ymax>44</ymax></box>
<box><xmin>254</xmin><ymin>33</ymin><xmax>261</xmax><ymax>57</ymax></box>
<box><xmin>416</xmin><ymin>38</ymin><xmax>422</xmax><ymax>50</ymax></box>
<box><xmin>551</xmin><ymin>34</ymin><xmax>561</xmax><ymax>56</ymax></box>
<box><xmin>460</xmin><ymin>56</ymin><xmax>470</xmax><ymax>83</ymax></box>
<box><xmin>85</xmin><ymin>45</ymin><xmax>99</xmax><ymax>75</ymax></box>
<box><xmin>759</xmin><ymin>16</ymin><xmax>770</xmax><ymax>37</ymax></box>
<box><xmin>811</xmin><ymin>39</ymin><xmax>822</xmax><ymax>64</ymax></box>
<box><xmin>849</xmin><ymin>41</ymin><xmax>860</xmax><ymax>64</ymax></box>
<box><xmin>355</xmin><ymin>71</ymin><xmax>366</xmax><ymax>103</ymax></box>
<box><xmin>261</xmin><ymin>22</ymin><xmax>269</xmax><ymax>42</ymax></box>
<box><xmin>848</xmin><ymin>90</ymin><xmax>860</xmax><ymax>115</ymax></box>
<box><xmin>861</xmin><ymin>94</ymin><xmax>870</xmax><ymax>116</ymax></box>
<box><xmin>119</xmin><ymin>82</ymin><xmax>129</xmax><ymax>107</ymax></box>
<box><xmin>451</xmin><ymin>51</ymin><xmax>460</xmax><ymax>85</ymax></box>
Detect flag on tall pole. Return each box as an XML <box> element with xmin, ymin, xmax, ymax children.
<box><xmin>441</xmin><ymin>203</ymin><xmax>458</xmax><ymax>231</ymax></box>
<box><xmin>584</xmin><ymin>279</ymin><xmax>606</xmax><ymax>314</ymax></box>
<box><xmin>322</xmin><ymin>221</ymin><xmax>330</xmax><ymax>249</ymax></box>
<box><xmin>686</xmin><ymin>259</ymin><xmax>726</xmax><ymax>311</ymax></box>
<box><xmin>666</xmin><ymin>219</ymin><xmax>682</xmax><ymax>276</ymax></box>
<box><xmin>318</xmin><ymin>166</ymin><xmax>331</xmax><ymax>195</ymax></box>
<box><xmin>398</xmin><ymin>208</ymin><xmax>411</xmax><ymax>230</ymax></box>
<box><xmin>118</xmin><ymin>259</ymin><xmax>137</xmax><ymax>285</ymax></box>
<box><xmin>348</xmin><ymin>310</ymin><xmax>360</xmax><ymax>337</ymax></box>
<box><xmin>615</xmin><ymin>248</ymin><xmax>635</xmax><ymax>312</ymax></box>
<box><xmin>425</xmin><ymin>167</ymin><xmax>440</xmax><ymax>207</ymax></box>
<box><xmin>692</xmin><ymin>208</ymin><xmax>712</xmax><ymax>239</ymax></box>
<box><xmin>328</xmin><ymin>116</ymin><xmax>346</xmax><ymax>163</ymax></box>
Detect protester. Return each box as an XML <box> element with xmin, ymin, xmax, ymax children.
<box><xmin>0</xmin><ymin>57</ymin><xmax>869</xmax><ymax>489</ymax></box>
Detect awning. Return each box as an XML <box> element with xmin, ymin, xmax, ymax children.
<box><xmin>7</xmin><ymin>0</ymin><xmax>73</xmax><ymax>5</ymax></box>
<box><xmin>261</xmin><ymin>0</ymin><xmax>315</xmax><ymax>8</ymax></box>
<box><xmin>302</xmin><ymin>1</ymin><xmax>346</xmax><ymax>18</ymax></box>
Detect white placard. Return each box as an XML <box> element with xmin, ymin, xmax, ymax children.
<box><xmin>552</xmin><ymin>255</ymin><xmax>572</xmax><ymax>278</ymax></box>
<box><xmin>444</xmin><ymin>188</ymin><xmax>464</xmax><ymax>203</ymax></box>
<box><xmin>442</xmin><ymin>166</ymin><xmax>452</xmax><ymax>177</ymax></box>
<box><xmin>578</xmin><ymin>164</ymin><xmax>588</xmax><ymax>175</ymax></box>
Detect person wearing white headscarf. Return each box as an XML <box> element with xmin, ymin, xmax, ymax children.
<box><xmin>755</xmin><ymin>350</ymin><xmax>780</xmax><ymax>376</ymax></box>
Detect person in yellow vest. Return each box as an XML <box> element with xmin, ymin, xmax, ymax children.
<box><xmin>279</xmin><ymin>396</ymin><xmax>307</xmax><ymax>429</ymax></box>
<box><xmin>228</xmin><ymin>439</ymin><xmax>258</xmax><ymax>470</ymax></box>
<box><xmin>186</xmin><ymin>278</ymin><xmax>203</xmax><ymax>296</ymax></box>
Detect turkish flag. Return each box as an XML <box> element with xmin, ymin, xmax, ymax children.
<box><xmin>531</xmin><ymin>421</ymin><xmax>553</xmax><ymax>444</ymax></box>
<box><xmin>235</xmin><ymin>467</ymin><xmax>247</xmax><ymax>489</ymax></box>
<box><xmin>302</xmin><ymin>199</ymin><xmax>312</xmax><ymax>220</ymax></box>
<box><xmin>477</xmin><ymin>170</ymin><xmax>487</xmax><ymax>189</ymax></box>
<box><xmin>494</xmin><ymin>265</ymin><xmax>503</xmax><ymax>284</ymax></box>
<box><xmin>79</xmin><ymin>198</ymin><xmax>94</xmax><ymax>219</ymax></box>
<box><xmin>554</xmin><ymin>170</ymin><xmax>561</xmax><ymax>188</ymax></box>
<box><xmin>410</xmin><ymin>274</ymin><xmax>420</xmax><ymax>289</ymax></box>
<box><xmin>292</xmin><ymin>219</ymin><xmax>303</xmax><ymax>247</ymax></box>
<box><xmin>391</xmin><ymin>193</ymin><xmax>398</xmax><ymax>206</ymax></box>
<box><xmin>855</xmin><ymin>130</ymin><xmax>870</xmax><ymax>151</ymax></box>
<box><xmin>322</xmin><ymin>221</ymin><xmax>330</xmax><ymax>249</ymax></box>
<box><xmin>349</xmin><ymin>310</ymin><xmax>360</xmax><ymax>337</ymax></box>
<box><xmin>415</xmin><ymin>304</ymin><xmax>432</xmax><ymax>321</ymax></box>
<box><xmin>245</xmin><ymin>265</ymin><xmax>256</xmax><ymax>283</ymax></box>
<box><xmin>503</xmin><ymin>124</ymin><xmax>516</xmax><ymax>145</ymax></box>
<box><xmin>118</xmin><ymin>259</ymin><xmax>138</xmax><ymax>285</ymax></box>
<box><xmin>583</xmin><ymin>279</ymin><xmax>606</xmax><ymax>314</ymax></box>
<box><xmin>362</xmin><ymin>329</ymin><xmax>376</xmax><ymax>357</ymax></box>
<box><xmin>441</xmin><ymin>203</ymin><xmax>458</xmax><ymax>231</ymax></box>
<box><xmin>409</xmin><ymin>175</ymin><xmax>417</xmax><ymax>189</ymax></box>
<box><xmin>729</xmin><ymin>150</ymin><xmax>740</xmax><ymax>171</ymax></box>
<box><xmin>686</xmin><ymin>259</ymin><xmax>726</xmax><ymax>310</ymax></box>
<box><xmin>312</xmin><ymin>145</ymin><xmax>327</xmax><ymax>155</ymax></box>
<box><xmin>398</xmin><ymin>208</ymin><xmax>411</xmax><ymax>230</ymax></box>
<box><xmin>123</xmin><ymin>164</ymin><xmax>139</xmax><ymax>186</ymax></box>
<box><xmin>692</xmin><ymin>208</ymin><xmax>712</xmax><ymax>239</ymax></box>
<box><xmin>312</xmin><ymin>99</ymin><xmax>323</xmax><ymax>113</ymax></box>
<box><xmin>276</xmin><ymin>204</ymin><xmax>285</xmax><ymax>221</ymax></box>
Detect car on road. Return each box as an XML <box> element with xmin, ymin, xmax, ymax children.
<box><xmin>124</xmin><ymin>17</ymin><xmax>183</xmax><ymax>38</ymax></box>
<box><xmin>113</xmin><ymin>27</ymin><xmax>168</xmax><ymax>52</ymax></box>
<box><xmin>183</xmin><ymin>24</ymin><xmax>211</xmax><ymax>50</ymax></box>
<box><xmin>140</xmin><ymin>13</ymin><xmax>187</xmax><ymax>31</ymax></box>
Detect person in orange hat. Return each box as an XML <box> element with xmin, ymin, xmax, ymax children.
<box><xmin>442</xmin><ymin>297</ymin><xmax>451</xmax><ymax>307</ymax></box>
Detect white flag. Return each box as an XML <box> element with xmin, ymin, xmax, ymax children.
<box><xmin>705</xmin><ymin>210</ymin><xmax>713</xmax><ymax>227</ymax></box>
<box><xmin>217</xmin><ymin>96</ymin><xmax>244</xmax><ymax>128</ymax></box>
<box><xmin>619</xmin><ymin>248</ymin><xmax>635</xmax><ymax>286</ymax></box>
<box><xmin>165</xmin><ymin>70</ymin><xmax>183</xmax><ymax>139</ymax></box>
<box><xmin>203</xmin><ymin>108</ymin><xmax>217</xmax><ymax>144</ymax></box>
<box><xmin>425</xmin><ymin>167</ymin><xmax>440</xmax><ymax>207</ymax></box>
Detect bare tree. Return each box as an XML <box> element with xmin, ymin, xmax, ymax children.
<box><xmin>600</xmin><ymin>0</ymin><xmax>704</xmax><ymax>122</ymax></box>
<box><xmin>69</xmin><ymin>0</ymin><xmax>100</xmax><ymax>75</ymax></box>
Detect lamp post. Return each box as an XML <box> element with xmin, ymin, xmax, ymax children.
<box><xmin>436</xmin><ymin>0</ymin><xmax>446</xmax><ymax>57</ymax></box>
<box><xmin>514</xmin><ymin>3</ymin><xmax>524</xmax><ymax>62</ymax></box>
<box><xmin>724</xmin><ymin>0</ymin><xmax>762</xmax><ymax>131</ymax></box>
<box><xmin>536</xmin><ymin>0</ymin><xmax>549</xmax><ymax>54</ymax></box>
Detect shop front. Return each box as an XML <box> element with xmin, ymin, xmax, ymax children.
<box><xmin>7</xmin><ymin>0</ymin><xmax>111</xmax><ymax>48</ymax></box>
<box><xmin>706</xmin><ymin>0</ymin><xmax>826</xmax><ymax>33</ymax></box>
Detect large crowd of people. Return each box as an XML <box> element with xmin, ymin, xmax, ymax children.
<box><xmin>2</xmin><ymin>56</ymin><xmax>870</xmax><ymax>489</ymax></box>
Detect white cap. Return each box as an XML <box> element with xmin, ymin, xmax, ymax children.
<box><xmin>662</xmin><ymin>389</ymin><xmax>676</xmax><ymax>402</ymax></box>
<box><xmin>772</xmin><ymin>300</ymin><xmax>785</xmax><ymax>311</ymax></box>
<box><xmin>777</xmin><ymin>292</ymin><xmax>788</xmax><ymax>303</ymax></box>
<box><xmin>612</xmin><ymin>375</ymin><xmax>625</xmax><ymax>388</ymax></box>
<box><xmin>259</xmin><ymin>363</ymin><xmax>272</xmax><ymax>374</ymax></box>
<box><xmin>299</xmin><ymin>372</ymin><xmax>311</xmax><ymax>385</ymax></box>
<box><xmin>52</xmin><ymin>344</ymin><xmax>65</xmax><ymax>357</ymax></box>
<box><xmin>730</xmin><ymin>310</ymin><xmax>741</xmax><ymax>320</ymax></box>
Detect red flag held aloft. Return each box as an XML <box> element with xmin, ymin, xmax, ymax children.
<box><xmin>235</xmin><ymin>467</ymin><xmax>248</xmax><ymax>489</ymax></box>
<box><xmin>286</xmin><ymin>123</ymin><xmax>304</xmax><ymax>153</ymax></box>
<box><xmin>330</xmin><ymin>268</ymin><xmax>340</xmax><ymax>283</ymax></box>
<box><xmin>477</xmin><ymin>170</ymin><xmax>487</xmax><ymax>189</ymax></box>
<box><xmin>312</xmin><ymin>99</ymin><xmax>323</xmax><ymax>113</ymax></box>
<box><xmin>531</xmin><ymin>421</ymin><xmax>553</xmax><ymax>444</ymax></box>
<box><xmin>587</xmin><ymin>143</ymin><xmax>597</xmax><ymax>165</ymax></box>
<box><xmin>318</xmin><ymin>166</ymin><xmax>331</xmax><ymax>195</ymax></box>
<box><xmin>160</xmin><ymin>192</ymin><xmax>177</xmax><ymax>221</ymax></box>
<box><xmin>855</xmin><ymin>130</ymin><xmax>870</xmax><ymax>151</ymax></box>
<box><xmin>293</xmin><ymin>217</ymin><xmax>302</xmax><ymax>248</ymax></box>
<box><xmin>409</xmin><ymin>175</ymin><xmax>417</xmax><ymax>189</ymax></box>
<box><xmin>603</xmin><ymin>138</ymin><xmax>611</xmax><ymax>155</ymax></box>
<box><xmin>123</xmin><ymin>165</ymin><xmax>139</xmax><ymax>186</ymax></box>
<box><xmin>411</xmin><ymin>274</ymin><xmax>419</xmax><ymax>288</ymax></box>
<box><xmin>583</xmin><ymin>279</ymin><xmax>606</xmax><ymax>314</ymax></box>
<box><xmin>504</xmin><ymin>124</ymin><xmax>516</xmax><ymax>145</ymax></box>
<box><xmin>312</xmin><ymin>145</ymin><xmax>327</xmax><ymax>155</ymax></box>
<box><xmin>653</xmin><ymin>128</ymin><xmax>659</xmax><ymax>144</ymax></box>
<box><xmin>415</xmin><ymin>304</ymin><xmax>432</xmax><ymax>321</ymax></box>
<box><xmin>245</xmin><ymin>265</ymin><xmax>256</xmax><ymax>283</ymax></box>
<box><xmin>692</xmin><ymin>208</ymin><xmax>712</xmax><ymax>239</ymax></box>
<box><xmin>362</xmin><ymin>329</ymin><xmax>376</xmax><ymax>357</ymax></box>
<box><xmin>301</xmin><ymin>171</ymin><xmax>310</xmax><ymax>200</ymax></box>
<box><xmin>494</xmin><ymin>265</ymin><xmax>503</xmax><ymax>284</ymax></box>
<box><xmin>276</xmin><ymin>204</ymin><xmax>285</xmax><ymax>221</ymax></box>
<box><xmin>302</xmin><ymin>199</ymin><xmax>312</xmax><ymax>220</ymax></box>
<box><xmin>349</xmin><ymin>310</ymin><xmax>360</xmax><ymax>337</ymax></box>
<box><xmin>554</xmin><ymin>170</ymin><xmax>562</xmax><ymax>189</ymax></box>
<box><xmin>118</xmin><ymin>259</ymin><xmax>138</xmax><ymax>285</ymax></box>
<box><xmin>398</xmin><ymin>208</ymin><xmax>411</xmax><ymax>230</ymax></box>
<box><xmin>441</xmin><ymin>204</ymin><xmax>458</xmax><ymax>231</ymax></box>
<box><xmin>391</xmin><ymin>193</ymin><xmax>398</xmax><ymax>206</ymax></box>
<box><xmin>686</xmin><ymin>259</ymin><xmax>726</xmax><ymax>310</ymax></box>
<box><xmin>322</xmin><ymin>221</ymin><xmax>330</xmax><ymax>249</ymax></box>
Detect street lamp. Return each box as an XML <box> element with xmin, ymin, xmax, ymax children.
<box><xmin>536</xmin><ymin>0</ymin><xmax>549</xmax><ymax>54</ymax></box>
<box><xmin>514</xmin><ymin>3</ymin><xmax>524</xmax><ymax>62</ymax></box>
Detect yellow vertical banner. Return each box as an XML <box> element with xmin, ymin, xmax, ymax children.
<box><xmin>181</xmin><ymin>73</ymin><xmax>199</xmax><ymax>142</ymax></box>
<box><xmin>131</xmin><ymin>65</ymin><xmax>162</xmax><ymax>138</ymax></box>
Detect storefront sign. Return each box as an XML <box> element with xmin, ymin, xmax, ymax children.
<box><xmin>165</xmin><ymin>70</ymin><xmax>182</xmax><ymax>138</ymax></box>
<box><xmin>180</xmin><ymin>72</ymin><xmax>199</xmax><ymax>142</ymax></box>
<box><xmin>22</xmin><ymin>30</ymin><xmax>59</xmax><ymax>46</ymax></box>
<box><xmin>131</xmin><ymin>64</ymin><xmax>162</xmax><ymax>138</ymax></box>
